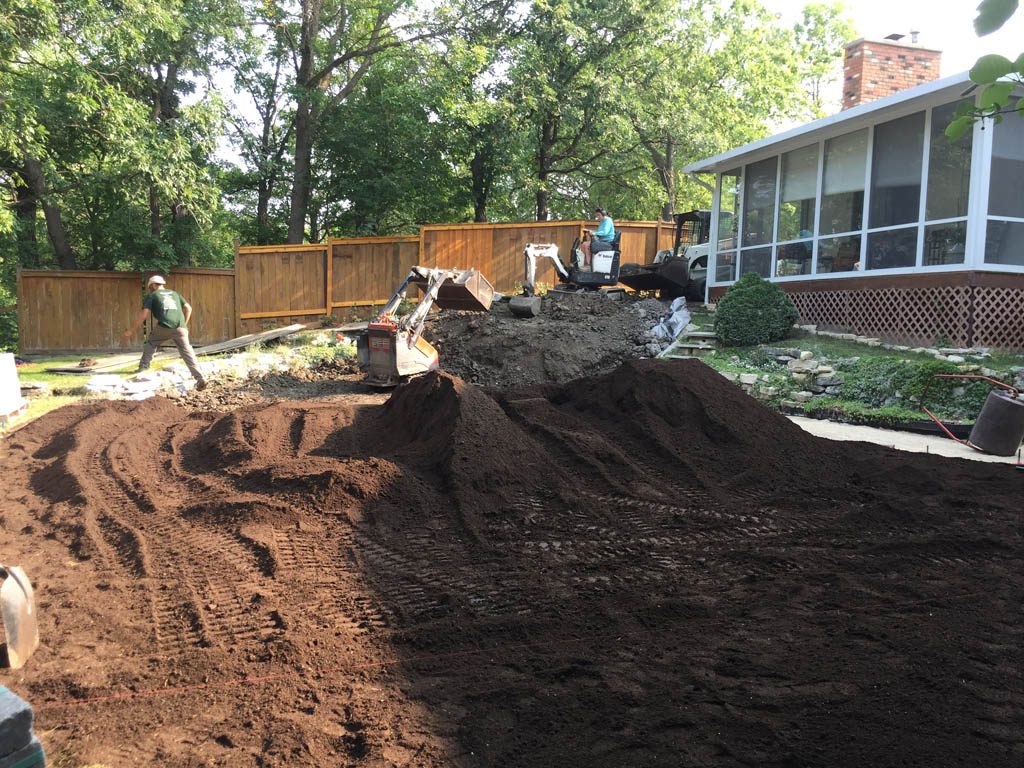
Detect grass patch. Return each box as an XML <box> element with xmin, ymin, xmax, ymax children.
<box><xmin>16</xmin><ymin>356</ymin><xmax>179</xmax><ymax>393</ymax></box>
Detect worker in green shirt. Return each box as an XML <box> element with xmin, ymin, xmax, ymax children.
<box><xmin>123</xmin><ymin>275</ymin><xmax>207</xmax><ymax>390</ymax></box>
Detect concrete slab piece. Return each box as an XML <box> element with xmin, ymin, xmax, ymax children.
<box><xmin>787</xmin><ymin>415</ymin><xmax>1023</xmax><ymax>466</ymax></box>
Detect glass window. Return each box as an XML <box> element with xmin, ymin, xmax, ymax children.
<box><xmin>985</xmin><ymin>220</ymin><xmax>1024</xmax><ymax>265</ymax></box>
<box><xmin>776</xmin><ymin>240</ymin><xmax>812</xmax><ymax>276</ymax></box>
<box><xmin>866</xmin><ymin>227</ymin><xmax>918</xmax><ymax>270</ymax></box>
<box><xmin>739</xmin><ymin>247</ymin><xmax>771</xmax><ymax>278</ymax></box>
<box><xmin>926</xmin><ymin>102</ymin><xmax>972</xmax><ymax>221</ymax></box>
<box><xmin>777</xmin><ymin>144</ymin><xmax>818</xmax><ymax>242</ymax></box>
<box><xmin>923</xmin><ymin>222</ymin><xmax>967</xmax><ymax>265</ymax></box>
<box><xmin>989</xmin><ymin>98</ymin><xmax>1024</xmax><ymax>218</ymax></box>
<box><xmin>817</xmin><ymin>235</ymin><xmax>861</xmax><ymax>273</ymax></box>
<box><xmin>719</xmin><ymin>169</ymin><xmax>740</xmax><ymax>251</ymax></box>
<box><xmin>820</xmin><ymin>129</ymin><xmax>867</xmax><ymax>235</ymax></box>
<box><xmin>716</xmin><ymin>251</ymin><xmax>737</xmax><ymax>282</ymax></box>
<box><xmin>741</xmin><ymin>158</ymin><xmax>777</xmax><ymax>246</ymax></box>
<box><xmin>869</xmin><ymin>111</ymin><xmax>925</xmax><ymax>229</ymax></box>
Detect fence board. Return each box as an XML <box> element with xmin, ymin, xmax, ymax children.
<box><xmin>18</xmin><ymin>268</ymin><xmax>236</xmax><ymax>354</ymax></box>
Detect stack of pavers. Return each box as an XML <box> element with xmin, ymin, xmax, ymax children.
<box><xmin>0</xmin><ymin>687</ymin><xmax>44</xmax><ymax>767</ymax></box>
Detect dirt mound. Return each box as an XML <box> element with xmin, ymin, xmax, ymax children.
<box><xmin>0</xmin><ymin>361</ymin><xmax>1021</xmax><ymax>767</ymax></box>
<box><xmin>425</xmin><ymin>294</ymin><xmax>671</xmax><ymax>388</ymax></box>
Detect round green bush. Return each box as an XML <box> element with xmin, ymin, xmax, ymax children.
<box><xmin>713</xmin><ymin>272</ymin><xmax>799</xmax><ymax>347</ymax></box>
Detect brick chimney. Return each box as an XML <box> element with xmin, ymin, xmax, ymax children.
<box><xmin>842</xmin><ymin>36</ymin><xmax>942</xmax><ymax>110</ymax></box>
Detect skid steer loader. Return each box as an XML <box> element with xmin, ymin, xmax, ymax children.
<box><xmin>356</xmin><ymin>266</ymin><xmax>494</xmax><ymax>387</ymax></box>
<box><xmin>618</xmin><ymin>209</ymin><xmax>715</xmax><ymax>301</ymax></box>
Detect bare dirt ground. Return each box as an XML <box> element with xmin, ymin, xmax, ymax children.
<box><xmin>1</xmin><ymin>350</ymin><xmax>1022</xmax><ymax>766</ymax></box>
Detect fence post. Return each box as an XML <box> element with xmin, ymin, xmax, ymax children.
<box><xmin>232</xmin><ymin>238</ymin><xmax>241</xmax><ymax>338</ymax></box>
<box><xmin>15</xmin><ymin>266</ymin><xmax>23</xmax><ymax>355</ymax></box>
<box><xmin>325</xmin><ymin>239</ymin><xmax>333</xmax><ymax>321</ymax></box>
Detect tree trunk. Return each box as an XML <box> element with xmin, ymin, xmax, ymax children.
<box><xmin>287</xmin><ymin>0</ymin><xmax>322</xmax><ymax>244</ymax></box>
<box><xmin>470</xmin><ymin>146</ymin><xmax>493</xmax><ymax>223</ymax></box>
<box><xmin>22</xmin><ymin>155</ymin><xmax>76</xmax><ymax>269</ymax></box>
<box><xmin>150</xmin><ymin>185</ymin><xmax>162</xmax><ymax>236</ymax></box>
<box><xmin>14</xmin><ymin>170</ymin><xmax>39</xmax><ymax>268</ymax></box>
<box><xmin>535</xmin><ymin>117</ymin><xmax>556</xmax><ymax>221</ymax></box>
<box><xmin>257</xmin><ymin>178</ymin><xmax>272</xmax><ymax>244</ymax></box>
<box><xmin>308</xmin><ymin>198</ymin><xmax>321</xmax><ymax>243</ymax></box>
<box><xmin>288</xmin><ymin>101</ymin><xmax>314</xmax><ymax>242</ymax></box>
<box><xmin>658</xmin><ymin>137</ymin><xmax>675</xmax><ymax>221</ymax></box>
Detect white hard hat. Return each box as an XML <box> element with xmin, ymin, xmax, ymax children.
<box><xmin>148</xmin><ymin>275</ymin><xmax>166</xmax><ymax>286</ymax></box>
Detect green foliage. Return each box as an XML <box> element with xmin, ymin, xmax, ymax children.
<box><xmin>946</xmin><ymin>1</ymin><xmax>1023</xmax><ymax>139</ymax></box>
<box><xmin>802</xmin><ymin>398</ymin><xmax>927</xmax><ymax>429</ymax></box>
<box><xmin>974</xmin><ymin>0</ymin><xmax>1019</xmax><ymax>35</ymax></box>
<box><xmin>713</xmin><ymin>272</ymin><xmax>799</xmax><ymax>347</ymax></box>
<box><xmin>0</xmin><ymin>309</ymin><xmax>16</xmax><ymax>352</ymax></box>
<box><xmin>840</xmin><ymin>358</ymin><xmax>997</xmax><ymax>420</ymax></box>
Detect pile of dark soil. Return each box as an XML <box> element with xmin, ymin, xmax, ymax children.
<box><xmin>0</xmin><ymin>359</ymin><xmax>1021</xmax><ymax>767</ymax></box>
<box><xmin>425</xmin><ymin>294</ymin><xmax>670</xmax><ymax>387</ymax></box>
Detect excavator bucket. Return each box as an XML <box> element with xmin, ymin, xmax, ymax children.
<box><xmin>0</xmin><ymin>566</ymin><xmax>39</xmax><ymax>669</ymax></box>
<box><xmin>409</xmin><ymin>269</ymin><xmax>494</xmax><ymax>312</ymax></box>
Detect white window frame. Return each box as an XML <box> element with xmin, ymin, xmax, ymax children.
<box><xmin>706</xmin><ymin>87</ymin><xmax>1024</xmax><ymax>288</ymax></box>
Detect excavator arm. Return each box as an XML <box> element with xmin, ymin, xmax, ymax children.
<box><xmin>522</xmin><ymin>243</ymin><xmax>570</xmax><ymax>297</ymax></box>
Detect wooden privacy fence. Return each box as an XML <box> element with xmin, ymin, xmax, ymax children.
<box><xmin>19</xmin><ymin>219</ymin><xmax>675</xmax><ymax>353</ymax></box>
<box><xmin>233</xmin><ymin>219</ymin><xmax>673</xmax><ymax>334</ymax></box>
<box><xmin>18</xmin><ymin>268</ymin><xmax>235</xmax><ymax>355</ymax></box>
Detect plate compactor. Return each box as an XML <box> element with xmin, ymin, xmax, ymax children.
<box><xmin>356</xmin><ymin>266</ymin><xmax>494</xmax><ymax>387</ymax></box>
<box><xmin>0</xmin><ymin>565</ymin><xmax>39</xmax><ymax>670</ymax></box>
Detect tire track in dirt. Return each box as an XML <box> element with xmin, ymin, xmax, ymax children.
<box><xmin>67</xmin><ymin>411</ymin><xmax>285</xmax><ymax>654</ymax></box>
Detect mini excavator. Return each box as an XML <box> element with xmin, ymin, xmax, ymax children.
<box><xmin>356</xmin><ymin>266</ymin><xmax>494</xmax><ymax>387</ymax></box>
<box><xmin>509</xmin><ymin>236</ymin><xmax>622</xmax><ymax>318</ymax></box>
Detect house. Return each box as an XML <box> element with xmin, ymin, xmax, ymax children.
<box><xmin>683</xmin><ymin>37</ymin><xmax>1024</xmax><ymax>350</ymax></box>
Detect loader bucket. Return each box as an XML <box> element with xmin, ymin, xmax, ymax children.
<box><xmin>0</xmin><ymin>567</ymin><xmax>39</xmax><ymax>669</ymax></box>
<box><xmin>410</xmin><ymin>269</ymin><xmax>494</xmax><ymax>312</ymax></box>
<box><xmin>618</xmin><ymin>257</ymin><xmax>691</xmax><ymax>299</ymax></box>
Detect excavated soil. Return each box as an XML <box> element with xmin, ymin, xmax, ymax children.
<box><xmin>424</xmin><ymin>294</ymin><xmax>669</xmax><ymax>388</ymax></box>
<box><xmin>1</xmin><ymin>359</ymin><xmax>1022</xmax><ymax>767</ymax></box>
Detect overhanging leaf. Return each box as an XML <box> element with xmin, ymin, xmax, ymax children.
<box><xmin>979</xmin><ymin>81</ymin><xmax>1016</xmax><ymax>109</ymax></box>
<box><xmin>970</xmin><ymin>54</ymin><xmax>1015</xmax><ymax>83</ymax></box>
<box><xmin>944</xmin><ymin>115</ymin><xmax>975</xmax><ymax>142</ymax></box>
<box><xmin>974</xmin><ymin>0</ymin><xmax>1019</xmax><ymax>36</ymax></box>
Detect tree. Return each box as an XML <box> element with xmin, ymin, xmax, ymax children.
<box><xmin>504</xmin><ymin>0</ymin><xmax>674</xmax><ymax>221</ymax></box>
<box><xmin>946</xmin><ymin>0</ymin><xmax>1024</xmax><ymax>140</ymax></box>
<box><xmin>1</xmin><ymin>0</ymin><xmax>238</xmax><ymax>280</ymax></box>
<box><xmin>282</xmin><ymin>0</ymin><xmax>441</xmax><ymax>243</ymax></box>
<box><xmin>793</xmin><ymin>2</ymin><xmax>855</xmax><ymax>119</ymax></box>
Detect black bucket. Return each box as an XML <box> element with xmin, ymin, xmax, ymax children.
<box><xmin>968</xmin><ymin>389</ymin><xmax>1024</xmax><ymax>456</ymax></box>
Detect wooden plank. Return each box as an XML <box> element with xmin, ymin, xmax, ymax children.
<box><xmin>238</xmin><ymin>243</ymin><xmax>327</xmax><ymax>253</ymax></box>
<box><xmin>239</xmin><ymin>308</ymin><xmax>327</xmax><ymax>320</ymax></box>
<box><xmin>47</xmin><ymin>323</ymin><xmax>308</xmax><ymax>373</ymax></box>
<box><xmin>330</xmin><ymin>299</ymin><xmax>389</xmax><ymax>308</ymax></box>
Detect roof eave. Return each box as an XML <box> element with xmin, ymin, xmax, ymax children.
<box><xmin>683</xmin><ymin>72</ymin><xmax>974</xmax><ymax>175</ymax></box>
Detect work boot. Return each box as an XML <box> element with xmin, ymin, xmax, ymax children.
<box><xmin>195</xmin><ymin>378</ymin><xmax>207</xmax><ymax>391</ymax></box>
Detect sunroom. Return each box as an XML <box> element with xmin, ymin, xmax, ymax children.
<box><xmin>684</xmin><ymin>72</ymin><xmax>1024</xmax><ymax>350</ymax></box>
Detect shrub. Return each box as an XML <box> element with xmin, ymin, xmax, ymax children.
<box><xmin>713</xmin><ymin>272</ymin><xmax>799</xmax><ymax>347</ymax></box>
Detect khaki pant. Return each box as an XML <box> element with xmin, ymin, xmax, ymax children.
<box><xmin>139</xmin><ymin>325</ymin><xmax>203</xmax><ymax>382</ymax></box>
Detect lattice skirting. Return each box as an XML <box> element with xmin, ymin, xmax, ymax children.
<box><xmin>785</xmin><ymin>284</ymin><xmax>1024</xmax><ymax>351</ymax></box>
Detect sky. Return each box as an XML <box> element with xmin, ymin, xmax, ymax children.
<box><xmin>762</xmin><ymin>0</ymin><xmax>1024</xmax><ymax>77</ymax></box>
